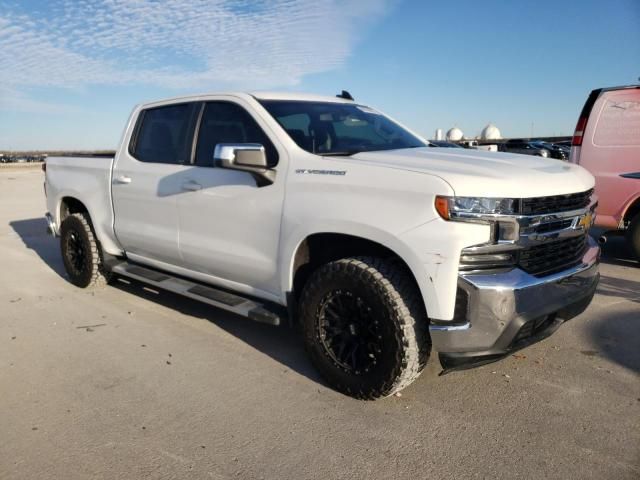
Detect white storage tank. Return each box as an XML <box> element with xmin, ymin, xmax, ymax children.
<box><xmin>480</xmin><ymin>123</ymin><xmax>501</xmax><ymax>140</ymax></box>
<box><xmin>446</xmin><ymin>127</ymin><xmax>464</xmax><ymax>141</ymax></box>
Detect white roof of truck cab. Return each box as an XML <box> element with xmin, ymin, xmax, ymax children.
<box><xmin>250</xmin><ymin>91</ymin><xmax>356</xmax><ymax>103</ymax></box>
<box><xmin>140</xmin><ymin>91</ymin><xmax>357</xmax><ymax>109</ymax></box>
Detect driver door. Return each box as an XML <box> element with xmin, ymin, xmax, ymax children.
<box><xmin>176</xmin><ymin>100</ymin><xmax>286</xmax><ymax>297</ymax></box>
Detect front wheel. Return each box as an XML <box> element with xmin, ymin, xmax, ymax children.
<box><xmin>60</xmin><ymin>212</ymin><xmax>112</xmax><ymax>287</ymax></box>
<box><xmin>626</xmin><ymin>213</ymin><xmax>640</xmax><ymax>260</ymax></box>
<box><xmin>299</xmin><ymin>257</ymin><xmax>430</xmax><ymax>400</ymax></box>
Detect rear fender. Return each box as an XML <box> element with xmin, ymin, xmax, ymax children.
<box><xmin>54</xmin><ymin>190</ymin><xmax>123</xmax><ymax>255</ymax></box>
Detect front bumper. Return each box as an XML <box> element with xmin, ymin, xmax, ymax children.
<box><xmin>431</xmin><ymin>236</ymin><xmax>600</xmax><ymax>372</ymax></box>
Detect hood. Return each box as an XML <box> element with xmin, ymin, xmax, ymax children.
<box><xmin>348</xmin><ymin>147</ymin><xmax>594</xmax><ymax>197</ymax></box>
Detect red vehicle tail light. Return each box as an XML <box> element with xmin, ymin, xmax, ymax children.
<box><xmin>571</xmin><ymin>116</ymin><xmax>587</xmax><ymax>147</ymax></box>
<box><xmin>572</xmin><ymin>88</ymin><xmax>602</xmax><ymax>147</ymax></box>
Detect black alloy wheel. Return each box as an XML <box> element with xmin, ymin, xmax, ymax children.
<box><xmin>64</xmin><ymin>228</ymin><xmax>88</xmax><ymax>277</ymax></box>
<box><xmin>316</xmin><ymin>289</ymin><xmax>383</xmax><ymax>375</ymax></box>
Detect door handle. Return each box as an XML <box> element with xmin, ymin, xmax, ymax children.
<box><xmin>113</xmin><ymin>175</ymin><xmax>132</xmax><ymax>185</ymax></box>
<box><xmin>182</xmin><ymin>180</ymin><xmax>202</xmax><ymax>191</ymax></box>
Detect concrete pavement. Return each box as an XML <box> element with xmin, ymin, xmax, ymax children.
<box><xmin>1</xmin><ymin>168</ymin><xmax>638</xmax><ymax>479</ymax></box>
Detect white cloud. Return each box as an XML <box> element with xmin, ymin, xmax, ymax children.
<box><xmin>0</xmin><ymin>0</ymin><xmax>391</xmax><ymax>94</ymax></box>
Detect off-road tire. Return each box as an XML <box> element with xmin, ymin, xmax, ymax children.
<box><xmin>60</xmin><ymin>212</ymin><xmax>112</xmax><ymax>288</ymax></box>
<box><xmin>299</xmin><ymin>257</ymin><xmax>430</xmax><ymax>400</ymax></box>
<box><xmin>626</xmin><ymin>213</ymin><xmax>640</xmax><ymax>261</ymax></box>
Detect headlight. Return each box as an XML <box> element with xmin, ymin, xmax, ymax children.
<box><xmin>435</xmin><ymin>196</ymin><xmax>519</xmax><ymax>220</ymax></box>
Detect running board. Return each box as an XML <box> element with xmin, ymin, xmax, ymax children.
<box><xmin>110</xmin><ymin>262</ymin><xmax>282</xmax><ymax>326</ymax></box>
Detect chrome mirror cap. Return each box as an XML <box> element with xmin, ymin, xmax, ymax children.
<box><xmin>213</xmin><ymin>143</ymin><xmax>274</xmax><ymax>185</ymax></box>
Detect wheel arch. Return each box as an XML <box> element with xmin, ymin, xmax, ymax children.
<box><xmin>59</xmin><ymin>196</ymin><xmax>90</xmax><ymax>222</ymax></box>
<box><xmin>283</xmin><ymin>229</ymin><xmax>430</xmax><ymax>322</ymax></box>
<box><xmin>622</xmin><ymin>194</ymin><xmax>640</xmax><ymax>227</ymax></box>
<box><xmin>54</xmin><ymin>190</ymin><xmax>123</xmax><ymax>256</ymax></box>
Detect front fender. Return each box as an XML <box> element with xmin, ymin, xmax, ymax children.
<box><xmin>280</xmin><ymin>220</ymin><xmax>429</xmax><ymax>295</ymax></box>
<box><xmin>280</xmin><ymin>219</ymin><xmax>489</xmax><ymax>322</ymax></box>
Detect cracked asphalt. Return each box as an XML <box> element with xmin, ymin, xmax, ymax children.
<box><xmin>1</xmin><ymin>168</ymin><xmax>639</xmax><ymax>479</ymax></box>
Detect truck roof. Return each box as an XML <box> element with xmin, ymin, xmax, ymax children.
<box><xmin>139</xmin><ymin>91</ymin><xmax>357</xmax><ymax>109</ymax></box>
<box><xmin>250</xmin><ymin>91</ymin><xmax>356</xmax><ymax>103</ymax></box>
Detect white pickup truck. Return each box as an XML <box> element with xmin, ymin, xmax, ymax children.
<box><xmin>44</xmin><ymin>91</ymin><xmax>600</xmax><ymax>399</ymax></box>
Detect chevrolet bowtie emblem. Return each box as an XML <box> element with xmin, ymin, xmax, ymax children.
<box><xmin>578</xmin><ymin>212</ymin><xmax>593</xmax><ymax>230</ymax></box>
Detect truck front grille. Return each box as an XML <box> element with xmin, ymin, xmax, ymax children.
<box><xmin>518</xmin><ymin>234</ymin><xmax>587</xmax><ymax>276</ymax></box>
<box><xmin>519</xmin><ymin>189</ymin><xmax>593</xmax><ymax>215</ymax></box>
<box><xmin>532</xmin><ymin>218</ymin><xmax>574</xmax><ymax>234</ymax></box>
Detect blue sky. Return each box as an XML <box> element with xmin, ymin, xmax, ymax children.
<box><xmin>1</xmin><ymin>0</ymin><xmax>638</xmax><ymax>150</ymax></box>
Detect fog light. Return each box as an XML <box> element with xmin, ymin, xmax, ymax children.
<box><xmin>497</xmin><ymin>221</ymin><xmax>518</xmax><ymax>241</ymax></box>
<box><xmin>459</xmin><ymin>250</ymin><xmax>516</xmax><ymax>271</ymax></box>
<box><xmin>460</xmin><ymin>253</ymin><xmax>513</xmax><ymax>264</ymax></box>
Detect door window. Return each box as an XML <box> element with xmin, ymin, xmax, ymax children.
<box><xmin>131</xmin><ymin>103</ymin><xmax>199</xmax><ymax>164</ymax></box>
<box><xmin>194</xmin><ymin>102</ymin><xmax>278</xmax><ymax>167</ymax></box>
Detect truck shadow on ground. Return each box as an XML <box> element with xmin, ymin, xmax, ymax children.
<box><xmin>111</xmin><ymin>277</ymin><xmax>326</xmax><ymax>386</ymax></box>
<box><xmin>9</xmin><ymin>217</ymin><xmax>67</xmax><ymax>279</ymax></box>
<box><xmin>594</xmin><ymin>234</ymin><xmax>639</xmax><ymax>304</ymax></box>
<box><xmin>8</xmin><ymin>217</ymin><xmax>324</xmax><ymax>385</ymax></box>
<box><xmin>587</xmin><ymin>309</ymin><xmax>640</xmax><ymax>374</ymax></box>
<box><xmin>587</xmin><ymin>234</ymin><xmax>640</xmax><ymax>373</ymax></box>
<box><xmin>596</xmin><ymin>275</ymin><xmax>640</xmax><ymax>304</ymax></box>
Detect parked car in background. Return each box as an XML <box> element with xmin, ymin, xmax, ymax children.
<box><xmin>500</xmin><ymin>139</ymin><xmax>550</xmax><ymax>157</ymax></box>
<box><xmin>429</xmin><ymin>140</ymin><xmax>464</xmax><ymax>148</ymax></box>
<box><xmin>570</xmin><ymin>84</ymin><xmax>640</xmax><ymax>259</ymax></box>
<box><xmin>459</xmin><ymin>139</ymin><xmax>479</xmax><ymax>149</ymax></box>
<box><xmin>530</xmin><ymin>141</ymin><xmax>569</xmax><ymax>160</ymax></box>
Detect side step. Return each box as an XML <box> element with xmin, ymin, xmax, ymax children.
<box><xmin>110</xmin><ymin>262</ymin><xmax>282</xmax><ymax>326</ymax></box>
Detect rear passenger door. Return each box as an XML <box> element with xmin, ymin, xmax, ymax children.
<box><xmin>176</xmin><ymin>100</ymin><xmax>286</xmax><ymax>298</ymax></box>
<box><xmin>112</xmin><ymin>102</ymin><xmax>199</xmax><ymax>266</ymax></box>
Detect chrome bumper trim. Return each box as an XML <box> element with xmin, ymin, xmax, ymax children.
<box><xmin>45</xmin><ymin>213</ymin><xmax>58</xmax><ymax>237</ymax></box>
<box><xmin>430</xmin><ymin>236</ymin><xmax>600</xmax><ymax>354</ymax></box>
<box><xmin>429</xmin><ymin>322</ymin><xmax>471</xmax><ymax>332</ymax></box>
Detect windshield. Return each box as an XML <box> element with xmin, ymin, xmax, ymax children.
<box><xmin>259</xmin><ymin>100</ymin><xmax>427</xmax><ymax>155</ymax></box>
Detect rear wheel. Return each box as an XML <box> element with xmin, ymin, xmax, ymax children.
<box><xmin>626</xmin><ymin>213</ymin><xmax>640</xmax><ymax>260</ymax></box>
<box><xmin>60</xmin><ymin>212</ymin><xmax>112</xmax><ymax>287</ymax></box>
<box><xmin>299</xmin><ymin>257</ymin><xmax>430</xmax><ymax>400</ymax></box>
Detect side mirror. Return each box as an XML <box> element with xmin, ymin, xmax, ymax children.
<box><xmin>213</xmin><ymin>143</ymin><xmax>275</xmax><ymax>186</ymax></box>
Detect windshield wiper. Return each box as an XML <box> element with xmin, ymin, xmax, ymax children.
<box><xmin>321</xmin><ymin>145</ymin><xmax>425</xmax><ymax>156</ymax></box>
